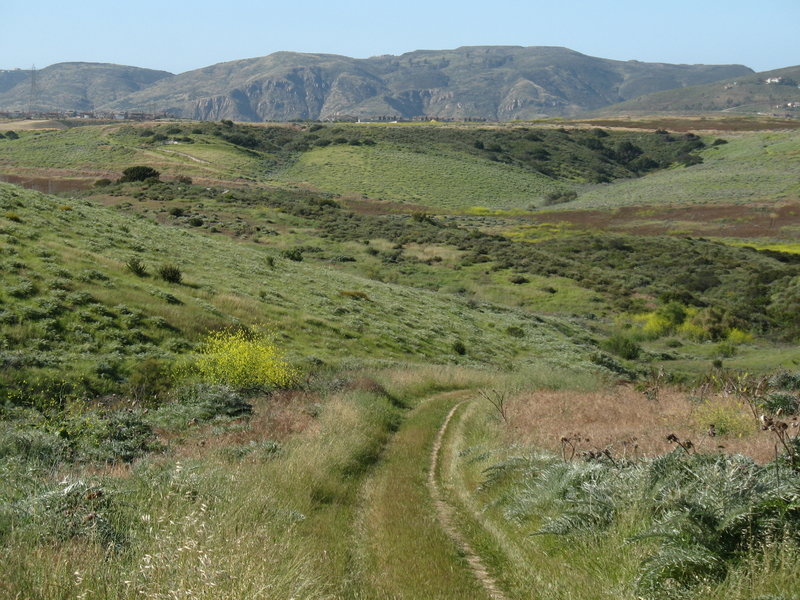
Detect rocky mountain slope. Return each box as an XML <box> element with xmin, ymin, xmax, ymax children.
<box><xmin>0</xmin><ymin>62</ymin><xmax>172</xmax><ymax>112</ymax></box>
<box><xmin>1</xmin><ymin>47</ymin><xmax>753</xmax><ymax>120</ymax></box>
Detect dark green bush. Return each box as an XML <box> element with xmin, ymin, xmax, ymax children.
<box><xmin>118</xmin><ymin>166</ymin><xmax>160</xmax><ymax>183</ymax></box>
<box><xmin>601</xmin><ymin>334</ymin><xmax>641</xmax><ymax>360</ymax></box>
<box><xmin>282</xmin><ymin>248</ymin><xmax>304</xmax><ymax>262</ymax></box>
<box><xmin>157</xmin><ymin>264</ymin><xmax>182</xmax><ymax>284</ymax></box>
<box><xmin>128</xmin><ymin>358</ymin><xmax>174</xmax><ymax>405</ymax></box>
<box><xmin>125</xmin><ymin>256</ymin><xmax>147</xmax><ymax>277</ymax></box>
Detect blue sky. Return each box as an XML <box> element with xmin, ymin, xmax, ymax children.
<box><xmin>2</xmin><ymin>0</ymin><xmax>797</xmax><ymax>74</ymax></box>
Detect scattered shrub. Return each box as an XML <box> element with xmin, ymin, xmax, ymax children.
<box><xmin>282</xmin><ymin>248</ymin><xmax>304</xmax><ymax>262</ymax></box>
<box><xmin>601</xmin><ymin>333</ymin><xmax>641</xmax><ymax>360</ymax></box>
<box><xmin>125</xmin><ymin>256</ymin><xmax>147</xmax><ymax>277</ymax></box>
<box><xmin>157</xmin><ymin>263</ymin><xmax>182</xmax><ymax>284</ymax></box>
<box><xmin>452</xmin><ymin>340</ymin><xmax>467</xmax><ymax>355</ymax></box>
<box><xmin>128</xmin><ymin>358</ymin><xmax>175</xmax><ymax>405</ymax></box>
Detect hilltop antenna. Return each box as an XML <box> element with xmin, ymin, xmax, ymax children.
<box><xmin>28</xmin><ymin>64</ymin><xmax>40</xmax><ymax>115</ymax></box>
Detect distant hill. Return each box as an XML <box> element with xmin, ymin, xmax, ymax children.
<box><xmin>0</xmin><ymin>62</ymin><xmax>173</xmax><ymax>112</ymax></box>
<box><xmin>102</xmin><ymin>47</ymin><xmax>752</xmax><ymax>121</ymax></box>
<box><xmin>594</xmin><ymin>65</ymin><xmax>800</xmax><ymax>116</ymax></box>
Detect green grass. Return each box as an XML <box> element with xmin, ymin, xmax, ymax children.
<box><xmin>569</xmin><ymin>131</ymin><xmax>800</xmax><ymax>210</ymax></box>
<box><xmin>0</xmin><ymin>125</ymin><xmax>269</xmax><ymax>182</ymax></box>
<box><xmin>355</xmin><ymin>390</ymin><xmax>491</xmax><ymax>599</ymax></box>
<box><xmin>0</xmin><ymin>181</ymin><xmax>601</xmax><ymax>407</ymax></box>
<box><xmin>271</xmin><ymin>143</ymin><xmax>563</xmax><ymax>210</ymax></box>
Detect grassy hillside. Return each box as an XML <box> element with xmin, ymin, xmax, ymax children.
<box><xmin>567</xmin><ymin>130</ymin><xmax>800</xmax><ymax>209</ymax></box>
<box><xmin>0</xmin><ymin>181</ymin><xmax>601</xmax><ymax>408</ymax></box>
<box><xmin>595</xmin><ymin>65</ymin><xmax>800</xmax><ymax>116</ymax></box>
<box><xmin>0</xmin><ymin>121</ymin><xmax>710</xmax><ymax>209</ymax></box>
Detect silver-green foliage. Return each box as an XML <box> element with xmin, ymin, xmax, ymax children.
<box><xmin>487</xmin><ymin>450</ymin><xmax>800</xmax><ymax>597</ymax></box>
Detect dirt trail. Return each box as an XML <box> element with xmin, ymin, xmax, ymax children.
<box><xmin>428</xmin><ymin>401</ymin><xmax>510</xmax><ymax>600</ymax></box>
<box><xmin>159</xmin><ymin>148</ymin><xmax>212</xmax><ymax>164</ymax></box>
<box><xmin>353</xmin><ymin>390</ymin><xmax>493</xmax><ymax>599</ymax></box>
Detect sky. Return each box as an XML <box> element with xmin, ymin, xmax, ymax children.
<box><xmin>2</xmin><ymin>0</ymin><xmax>797</xmax><ymax>74</ymax></box>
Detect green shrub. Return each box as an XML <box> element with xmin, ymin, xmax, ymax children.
<box><xmin>127</xmin><ymin>358</ymin><xmax>174</xmax><ymax>405</ymax></box>
<box><xmin>759</xmin><ymin>392</ymin><xmax>799</xmax><ymax>415</ymax></box>
<box><xmin>125</xmin><ymin>256</ymin><xmax>147</xmax><ymax>277</ymax></box>
<box><xmin>452</xmin><ymin>340</ymin><xmax>467</xmax><ymax>355</ymax></box>
<box><xmin>0</xmin><ymin>423</ymin><xmax>69</xmax><ymax>464</ymax></box>
<box><xmin>282</xmin><ymin>248</ymin><xmax>304</xmax><ymax>262</ymax></box>
<box><xmin>118</xmin><ymin>166</ymin><xmax>160</xmax><ymax>183</ymax></box>
<box><xmin>601</xmin><ymin>333</ymin><xmax>641</xmax><ymax>360</ymax></box>
<box><xmin>148</xmin><ymin>384</ymin><xmax>252</xmax><ymax>430</ymax></box>
<box><xmin>157</xmin><ymin>263</ymin><xmax>182</xmax><ymax>284</ymax></box>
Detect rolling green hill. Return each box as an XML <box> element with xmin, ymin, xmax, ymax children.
<box><xmin>0</xmin><ymin>121</ymin><xmax>711</xmax><ymax>209</ymax></box>
<box><xmin>1</xmin><ymin>112</ymin><xmax>799</xmax><ymax>600</ymax></box>
<box><xmin>0</xmin><ymin>181</ymin><xmax>598</xmax><ymax>406</ymax></box>
<box><xmin>562</xmin><ymin>129</ymin><xmax>800</xmax><ymax>209</ymax></box>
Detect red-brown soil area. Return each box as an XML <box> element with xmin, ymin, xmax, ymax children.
<box><xmin>532</xmin><ymin>202</ymin><xmax>800</xmax><ymax>238</ymax></box>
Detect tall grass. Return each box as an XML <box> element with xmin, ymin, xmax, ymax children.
<box><xmin>0</xmin><ymin>383</ymin><xmax>402</xmax><ymax>599</ymax></box>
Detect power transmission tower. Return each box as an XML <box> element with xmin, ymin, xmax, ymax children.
<box><xmin>28</xmin><ymin>64</ymin><xmax>40</xmax><ymax>115</ymax></box>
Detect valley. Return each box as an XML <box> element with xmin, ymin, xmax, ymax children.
<box><xmin>1</xmin><ymin>113</ymin><xmax>798</xmax><ymax>599</ymax></box>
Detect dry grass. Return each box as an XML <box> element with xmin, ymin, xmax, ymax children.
<box><xmin>505</xmin><ymin>385</ymin><xmax>777</xmax><ymax>462</ymax></box>
<box><xmin>164</xmin><ymin>390</ymin><xmax>320</xmax><ymax>460</ymax></box>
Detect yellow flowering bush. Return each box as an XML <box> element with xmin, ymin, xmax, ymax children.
<box><xmin>196</xmin><ymin>328</ymin><xmax>299</xmax><ymax>389</ymax></box>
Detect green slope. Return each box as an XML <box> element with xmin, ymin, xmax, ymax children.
<box><xmin>271</xmin><ymin>143</ymin><xmax>561</xmax><ymax>210</ymax></box>
<box><xmin>595</xmin><ymin>65</ymin><xmax>800</xmax><ymax>116</ymax></box>
<box><xmin>567</xmin><ymin>130</ymin><xmax>800</xmax><ymax>209</ymax></box>
<box><xmin>0</xmin><ymin>182</ymin><xmax>597</xmax><ymax>405</ymax></box>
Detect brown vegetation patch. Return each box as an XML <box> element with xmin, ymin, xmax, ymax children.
<box><xmin>342</xmin><ymin>197</ymin><xmax>449</xmax><ymax>216</ymax></box>
<box><xmin>170</xmin><ymin>390</ymin><xmax>320</xmax><ymax>459</ymax></box>
<box><xmin>0</xmin><ymin>172</ymin><xmax>94</xmax><ymax>193</ymax></box>
<box><xmin>572</xmin><ymin>117</ymin><xmax>800</xmax><ymax>132</ymax></box>
<box><xmin>531</xmin><ymin>202</ymin><xmax>800</xmax><ymax>239</ymax></box>
<box><xmin>505</xmin><ymin>385</ymin><xmax>779</xmax><ymax>463</ymax></box>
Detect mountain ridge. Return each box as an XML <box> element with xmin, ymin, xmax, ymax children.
<box><xmin>0</xmin><ymin>47</ymin><xmax>755</xmax><ymax>120</ymax></box>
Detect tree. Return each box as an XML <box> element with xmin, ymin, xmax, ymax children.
<box><xmin>118</xmin><ymin>166</ymin><xmax>160</xmax><ymax>183</ymax></box>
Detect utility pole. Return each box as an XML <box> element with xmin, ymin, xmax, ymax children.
<box><xmin>28</xmin><ymin>64</ymin><xmax>39</xmax><ymax>116</ymax></box>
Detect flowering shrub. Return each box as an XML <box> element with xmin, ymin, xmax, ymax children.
<box><xmin>196</xmin><ymin>328</ymin><xmax>299</xmax><ymax>389</ymax></box>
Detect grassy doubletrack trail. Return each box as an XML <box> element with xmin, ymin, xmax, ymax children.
<box><xmin>354</xmin><ymin>390</ymin><xmax>500</xmax><ymax>600</ymax></box>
